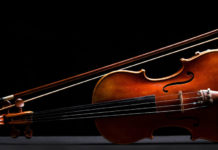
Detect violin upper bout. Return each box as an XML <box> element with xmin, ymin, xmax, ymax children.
<box><xmin>180</xmin><ymin>49</ymin><xmax>218</xmax><ymax>63</ymax></box>
<box><xmin>143</xmin><ymin>66</ymin><xmax>184</xmax><ymax>82</ymax></box>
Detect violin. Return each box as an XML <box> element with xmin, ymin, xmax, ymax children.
<box><xmin>0</xmin><ymin>29</ymin><xmax>217</xmax><ymax>144</ymax></box>
<box><xmin>92</xmin><ymin>49</ymin><xmax>218</xmax><ymax>144</ymax></box>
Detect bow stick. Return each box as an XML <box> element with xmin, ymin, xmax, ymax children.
<box><xmin>0</xmin><ymin>29</ymin><xmax>217</xmax><ymax>108</ymax></box>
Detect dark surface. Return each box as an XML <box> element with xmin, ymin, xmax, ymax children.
<box><xmin>0</xmin><ymin>145</ymin><xmax>218</xmax><ymax>150</ymax></box>
<box><xmin>1</xmin><ymin>7</ymin><xmax>218</xmax><ymax>137</ymax></box>
<box><xmin>0</xmin><ymin>136</ymin><xmax>212</xmax><ymax>144</ymax></box>
<box><xmin>0</xmin><ymin>136</ymin><xmax>217</xmax><ymax>150</ymax></box>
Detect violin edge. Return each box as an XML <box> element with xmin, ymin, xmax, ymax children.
<box><xmin>94</xmin><ymin>49</ymin><xmax>218</xmax><ymax>86</ymax></box>
<box><xmin>181</xmin><ymin>49</ymin><xmax>218</xmax><ymax>62</ymax></box>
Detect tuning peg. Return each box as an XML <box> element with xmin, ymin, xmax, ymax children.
<box><xmin>15</xmin><ymin>98</ymin><xmax>24</xmax><ymax>112</ymax></box>
<box><xmin>10</xmin><ymin>126</ymin><xmax>20</xmax><ymax>138</ymax></box>
<box><xmin>24</xmin><ymin>126</ymin><xmax>33</xmax><ymax>139</ymax></box>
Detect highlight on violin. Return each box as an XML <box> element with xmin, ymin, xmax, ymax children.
<box><xmin>1</xmin><ymin>26</ymin><xmax>218</xmax><ymax>144</ymax></box>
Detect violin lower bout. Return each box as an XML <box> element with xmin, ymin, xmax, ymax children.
<box><xmin>94</xmin><ymin>105</ymin><xmax>218</xmax><ymax>144</ymax></box>
<box><xmin>92</xmin><ymin>70</ymin><xmax>218</xmax><ymax>143</ymax></box>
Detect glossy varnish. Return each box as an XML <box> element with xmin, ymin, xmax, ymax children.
<box><xmin>92</xmin><ymin>49</ymin><xmax>218</xmax><ymax>144</ymax></box>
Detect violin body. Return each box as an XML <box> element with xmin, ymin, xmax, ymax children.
<box><xmin>92</xmin><ymin>49</ymin><xmax>218</xmax><ymax>144</ymax></box>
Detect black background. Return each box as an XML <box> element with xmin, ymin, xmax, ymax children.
<box><xmin>1</xmin><ymin>7</ymin><xmax>217</xmax><ymax>137</ymax></box>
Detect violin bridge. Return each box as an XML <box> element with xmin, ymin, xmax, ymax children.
<box><xmin>178</xmin><ymin>91</ymin><xmax>184</xmax><ymax>112</ymax></box>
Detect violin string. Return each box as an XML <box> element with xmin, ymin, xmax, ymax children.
<box><xmin>32</xmin><ymin>102</ymin><xmax>207</xmax><ymax>123</ymax></box>
<box><xmin>0</xmin><ymin>38</ymin><xmax>216</xmax><ymax>113</ymax></box>
<box><xmin>32</xmin><ymin>96</ymin><xmax>202</xmax><ymax>121</ymax></box>
<box><xmin>33</xmin><ymin>100</ymin><xmax>201</xmax><ymax>121</ymax></box>
<box><xmin>48</xmin><ymin>105</ymin><xmax>208</xmax><ymax>122</ymax></box>
<box><xmin>34</xmin><ymin>91</ymin><xmax>198</xmax><ymax>115</ymax></box>
<box><xmin>33</xmin><ymin>91</ymin><xmax>199</xmax><ymax>117</ymax></box>
<box><xmin>33</xmin><ymin>96</ymin><xmax>201</xmax><ymax>119</ymax></box>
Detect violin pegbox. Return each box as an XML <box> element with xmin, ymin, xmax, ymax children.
<box><xmin>0</xmin><ymin>98</ymin><xmax>34</xmax><ymax>138</ymax></box>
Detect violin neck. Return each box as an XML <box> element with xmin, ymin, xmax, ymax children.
<box><xmin>31</xmin><ymin>89</ymin><xmax>218</xmax><ymax>123</ymax></box>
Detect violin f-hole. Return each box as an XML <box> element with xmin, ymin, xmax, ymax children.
<box><xmin>163</xmin><ymin>71</ymin><xmax>194</xmax><ymax>93</ymax></box>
